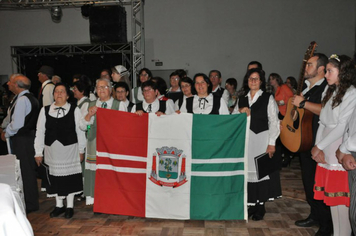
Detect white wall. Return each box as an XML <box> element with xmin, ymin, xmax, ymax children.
<box><xmin>0</xmin><ymin>0</ymin><xmax>355</xmax><ymax>86</ymax></box>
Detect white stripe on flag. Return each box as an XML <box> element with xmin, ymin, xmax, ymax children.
<box><xmin>97</xmin><ymin>164</ymin><xmax>146</xmax><ymax>173</ymax></box>
<box><xmin>191</xmin><ymin>170</ymin><xmax>244</xmax><ymax>177</ymax></box>
<box><xmin>191</xmin><ymin>158</ymin><xmax>244</xmax><ymax>164</ymax></box>
<box><xmin>97</xmin><ymin>151</ymin><xmax>147</xmax><ymax>162</ymax></box>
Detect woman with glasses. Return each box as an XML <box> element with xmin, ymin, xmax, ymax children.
<box><xmin>79</xmin><ymin>78</ymin><xmax>127</xmax><ymax>206</ymax></box>
<box><xmin>114</xmin><ymin>82</ymin><xmax>135</xmax><ymax>112</ymax></box>
<box><xmin>174</xmin><ymin>77</ymin><xmax>195</xmax><ymax>111</ymax></box>
<box><xmin>34</xmin><ymin>83</ymin><xmax>86</xmax><ymax>219</ymax></box>
<box><xmin>132</xmin><ymin>68</ymin><xmax>152</xmax><ymax>104</ymax></box>
<box><xmin>179</xmin><ymin>73</ymin><xmax>229</xmax><ymax>115</ymax></box>
<box><xmin>131</xmin><ymin>80</ymin><xmax>175</xmax><ymax>115</ymax></box>
<box><xmin>232</xmin><ymin>68</ymin><xmax>280</xmax><ymax>221</ymax></box>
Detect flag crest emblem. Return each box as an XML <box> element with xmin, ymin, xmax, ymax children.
<box><xmin>149</xmin><ymin>146</ymin><xmax>187</xmax><ymax>188</ymax></box>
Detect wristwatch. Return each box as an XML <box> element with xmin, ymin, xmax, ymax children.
<box><xmin>299</xmin><ymin>99</ymin><xmax>307</xmax><ymax>109</ymax></box>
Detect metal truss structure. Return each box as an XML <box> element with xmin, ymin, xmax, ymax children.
<box><xmin>1</xmin><ymin>0</ymin><xmax>145</xmax><ymax>85</ymax></box>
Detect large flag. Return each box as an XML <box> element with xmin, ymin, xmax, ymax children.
<box><xmin>94</xmin><ymin>109</ymin><xmax>248</xmax><ymax>220</ymax></box>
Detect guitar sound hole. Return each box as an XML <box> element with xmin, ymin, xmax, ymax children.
<box><xmin>291</xmin><ymin>110</ymin><xmax>300</xmax><ymax>129</ymax></box>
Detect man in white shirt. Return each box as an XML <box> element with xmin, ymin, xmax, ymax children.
<box><xmin>38</xmin><ymin>65</ymin><xmax>55</xmax><ymax>107</ymax></box>
<box><xmin>209</xmin><ymin>70</ymin><xmax>229</xmax><ymax>105</ymax></box>
<box><xmin>1</xmin><ymin>74</ymin><xmax>39</xmax><ymax>213</ymax></box>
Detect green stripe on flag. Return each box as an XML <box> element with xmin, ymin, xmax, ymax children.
<box><xmin>192</xmin><ymin>114</ymin><xmax>247</xmax><ymax>159</ymax></box>
<box><xmin>190</xmin><ymin>113</ymin><xmax>247</xmax><ymax>220</ymax></box>
<box><xmin>192</xmin><ymin>162</ymin><xmax>244</xmax><ymax>172</ymax></box>
<box><xmin>190</xmin><ymin>175</ymin><xmax>245</xmax><ymax>220</ymax></box>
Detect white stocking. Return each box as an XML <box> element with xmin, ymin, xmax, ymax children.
<box><xmin>330</xmin><ymin>205</ymin><xmax>351</xmax><ymax>236</ymax></box>
<box><xmin>66</xmin><ymin>193</ymin><xmax>75</xmax><ymax>208</ymax></box>
<box><xmin>55</xmin><ymin>196</ymin><xmax>64</xmax><ymax>208</ymax></box>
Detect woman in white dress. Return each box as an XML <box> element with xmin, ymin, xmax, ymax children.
<box><xmin>311</xmin><ymin>54</ymin><xmax>356</xmax><ymax>236</ymax></box>
<box><xmin>232</xmin><ymin>68</ymin><xmax>280</xmax><ymax>221</ymax></box>
<box><xmin>34</xmin><ymin>83</ymin><xmax>86</xmax><ymax>218</ymax></box>
<box><xmin>179</xmin><ymin>73</ymin><xmax>229</xmax><ymax>115</ymax></box>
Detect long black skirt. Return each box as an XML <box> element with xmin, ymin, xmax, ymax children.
<box><xmin>247</xmin><ymin>170</ymin><xmax>282</xmax><ymax>205</ymax></box>
<box><xmin>45</xmin><ymin>172</ymin><xmax>83</xmax><ymax>197</ymax></box>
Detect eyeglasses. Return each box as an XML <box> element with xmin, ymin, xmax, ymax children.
<box><xmin>140</xmin><ymin>74</ymin><xmax>149</xmax><ymax>77</ymax></box>
<box><xmin>96</xmin><ymin>86</ymin><xmax>110</xmax><ymax>90</ymax></box>
<box><xmin>171</xmin><ymin>77</ymin><xmax>179</xmax><ymax>81</ymax></box>
<box><xmin>143</xmin><ymin>88</ymin><xmax>154</xmax><ymax>93</ymax></box>
<box><xmin>116</xmin><ymin>90</ymin><xmax>126</xmax><ymax>94</ymax></box>
<box><xmin>248</xmin><ymin>77</ymin><xmax>260</xmax><ymax>82</ymax></box>
<box><xmin>209</xmin><ymin>75</ymin><xmax>219</xmax><ymax>79</ymax></box>
<box><xmin>181</xmin><ymin>84</ymin><xmax>191</xmax><ymax>88</ymax></box>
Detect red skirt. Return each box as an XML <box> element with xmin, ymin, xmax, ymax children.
<box><xmin>314</xmin><ymin>165</ymin><xmax>350</xmax><ymax>207</ymax></box>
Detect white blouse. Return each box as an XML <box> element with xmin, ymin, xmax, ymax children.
<box><xmin>179</xmin><ymin>94</ymin><xmax>230</xmax><ymax>115</ymax></box>
<box><xmin>131</xmin><ymin>98</ymin><xmax>175</xmax><ymax>115</ymax></box>
<box><xmin>232</xmin><ymin>89</ymin><xmax>280</xmax><ymax>145</ymax></box>
<box><xmin>315</xmin><ymin>86</ymin><xmax>356</xmax><ymax>150</ymax></box>
<box><xmin>34</xmin><ymin>102</ymin><xmax>86</xmax><ymax>157</ymax></box>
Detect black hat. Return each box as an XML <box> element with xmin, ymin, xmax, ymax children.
<box><xmin>38</xmin><ymin>65</ymin><xmax>54</xmax><ymax>78</ymax></box>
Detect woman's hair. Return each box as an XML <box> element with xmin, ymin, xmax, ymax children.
<box><xmin>179</xmin><ymin>77</ymin><xmax>196</xmax><ymax>95</ymax></box>
<box><xmin>151</xmin><ymin>76</ymin><xmax>167</xmax><ymax>95</ymax></box>
<box><xmin>141</xmin><ymin>79</ymin><xmax>158</xmax><ymax>91</ymax></box>
<box><xmin>114</xmin><ymin>81</ymin><xmax>130</xmax><ymax>100</ymax></box>
<box><xmin>286</xmin><ymin>76</ymin><xmax>298</xmax><ymax>90</ymax></box>
<box><xmin>137</xmin><ymin>68</ymin><xmax>153</xmax><ymax>85</ymax></box>
<box><xmin>268</xmin><ymin>73</ymin><xmax>283</xmax><ymax>86</ymax></box>
<box><xmin>193</xmin><ymin>73</ymin><xmax>213</xmax><ymax>94</ymax></box>
<box><xmin>322</xmin><ymin>55</ymin><xmax>356</xmax><ymax>108</ymax></box>
<box><xmin>242</xmin><ymin>68</ymin><xmax>266</xmax><ymax>95</ymax></box>
<box><xmin>53</xmin><ymin>83</ymin><xmax>71</xmax><ymax>97</ymax></box>
<box><xmin>226</xmin><ymin>78</ymin><xmax>237</xmax><ymax>90</ymax></box>
<box><xmin>74</xmin><ymin>80</ymin><xmax>90</xmax><ymax>97</ymax></box>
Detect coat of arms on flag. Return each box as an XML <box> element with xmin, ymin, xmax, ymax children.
<box><xmin>94</xmin><ymin>109</ymin><xmax>248</xmax><ymax>220</ymax></box>
<box><xmin>149</xmin><ymin>146</ymin><xmax>187</xmax><ymax>188</ymax></box>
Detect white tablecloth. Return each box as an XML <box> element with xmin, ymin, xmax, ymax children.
<box><xmin>0</xmin><ymin>155</ymin><xmax>33</xmax><ymax>236</ymax></box>
<box><xmin>0</xmin><ymin>184</ymin><xmax>33</xmax><ymax>236</ymax></box>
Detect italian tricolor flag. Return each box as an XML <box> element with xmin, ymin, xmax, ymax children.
<box><xmin>94</xmin><ymin>109</ymin><xmax>248</xmax><ymax>220</ymax></box>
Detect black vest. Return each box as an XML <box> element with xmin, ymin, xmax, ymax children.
<box><xmin>127</xmin><ymin>101</ymin><xmax>135</xmax><ymax>113</ymax></box>
<box><xmin>302</xmin><ymin>79</ymin><xmax>328</xmax><ymax>145</ymax></box>
<box><xmin>11</xmin><ymin>92</ymin><xmax>39</xmax><ymax>136</ymax></box>
<box><xmin>186</xmin><ymin>95</ymin><xmax>221</xmax><ymax>114</ymax></box>
<box><xmin>213</xmin><ymin>87</ymin><xmax>225</xmax><ymax>98</ymax></box>
<box><xmin>44</xmin><ymin>104</ymin><xmax>77</xmax><ymax>146</ymax></box>
<box><xmin>238</xmin><ymin>92</ymin><xmax>271</xmax><ymax>134</ymax></box>
<box><xmin>136</xmin><ymin>101</ymin><xmax>166</xmax><ymax>113</ymax></box>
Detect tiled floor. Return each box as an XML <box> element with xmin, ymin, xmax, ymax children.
<box><xmin>28</xmin><ymin>157</ymin><xmax>319</xmax><ymax>236</ymax></box>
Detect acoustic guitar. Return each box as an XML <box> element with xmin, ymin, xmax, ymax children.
<box><xmin>280</xmin><ymin>41</ymin><xmax>317</xmax><ymax>153</ymax></box>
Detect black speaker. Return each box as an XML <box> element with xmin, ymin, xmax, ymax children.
<box><xmin>89</xmin><ymin>6</ymin><xmax>127</xmax><ymax>44</ymax></box>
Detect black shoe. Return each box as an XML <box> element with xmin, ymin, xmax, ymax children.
<box><xmin>50</xmin><ymin>207</ymin><xmax>66</xmax><ymax>218</ymax></box>
<box><xmin>251</xmin><ymin>214</ymin><xmax>264</xmax><ymax>221</ymax></box>
<box><xmin>295</xmin><ymin>217</ymin><xmax>318</xmax><ymax>227</ymax></box>
<box><xmin>64</xmin><ymin>208</ymin><xmax>74</xmax><ymax>219</ymax></box>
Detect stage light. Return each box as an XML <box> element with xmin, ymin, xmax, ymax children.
<box><xmin>50</xmin><ymin>6</ymin><xmax>62</xmax><ymax>23</ymax></box>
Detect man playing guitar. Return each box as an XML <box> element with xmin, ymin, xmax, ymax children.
<box><xmin>292</xmin><ymin>53</ymin><xmax>332</xmax><ymax>236</ymax></box>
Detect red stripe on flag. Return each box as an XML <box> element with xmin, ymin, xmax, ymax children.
<box><xmin>96</xmin><ymin>109</ymin><xmax>148</xmax><ymax>157</ymax></box>
<box><xmin>97</xmin><ymin>156</ymin><xmax>146</xmax><ymax>169</ymax></box>
<box><xmin>95</xmin><ymin>109</ymin><xmax>148</xmax><ymax>216</ymax></box>
<box><xmin>94</xmin><ymin>170</ymin><xmax>146</xmax><ymax>217</ymax></box>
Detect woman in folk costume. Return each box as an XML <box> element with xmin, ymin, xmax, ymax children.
<box><xmin>179</xmin><ymin>73</ymin><xmax>229</xmax><ymax>115</ymax></box>
<box><xmin>311</xmin><ymin>54</ymin><xmax>356</xmax><ymax>236</ymax></box>
<box><xmin>79</xmin><ymin>78</ymin><xmax>127</xmax><ymax>205</ymax></box>
<box><xmin>232</xmin><ymin>68</ymin><xmax>280</xmax><ymax>221</ymax></box>
<box><xmin>131</xmin><ymin>68</ymin><xmax>152</xmax><ymax>104</ymax></box>
<box><xmin>34</xmin><ymin>83</ymin><xmax>86</xmax><ymax>218</ymax></box>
